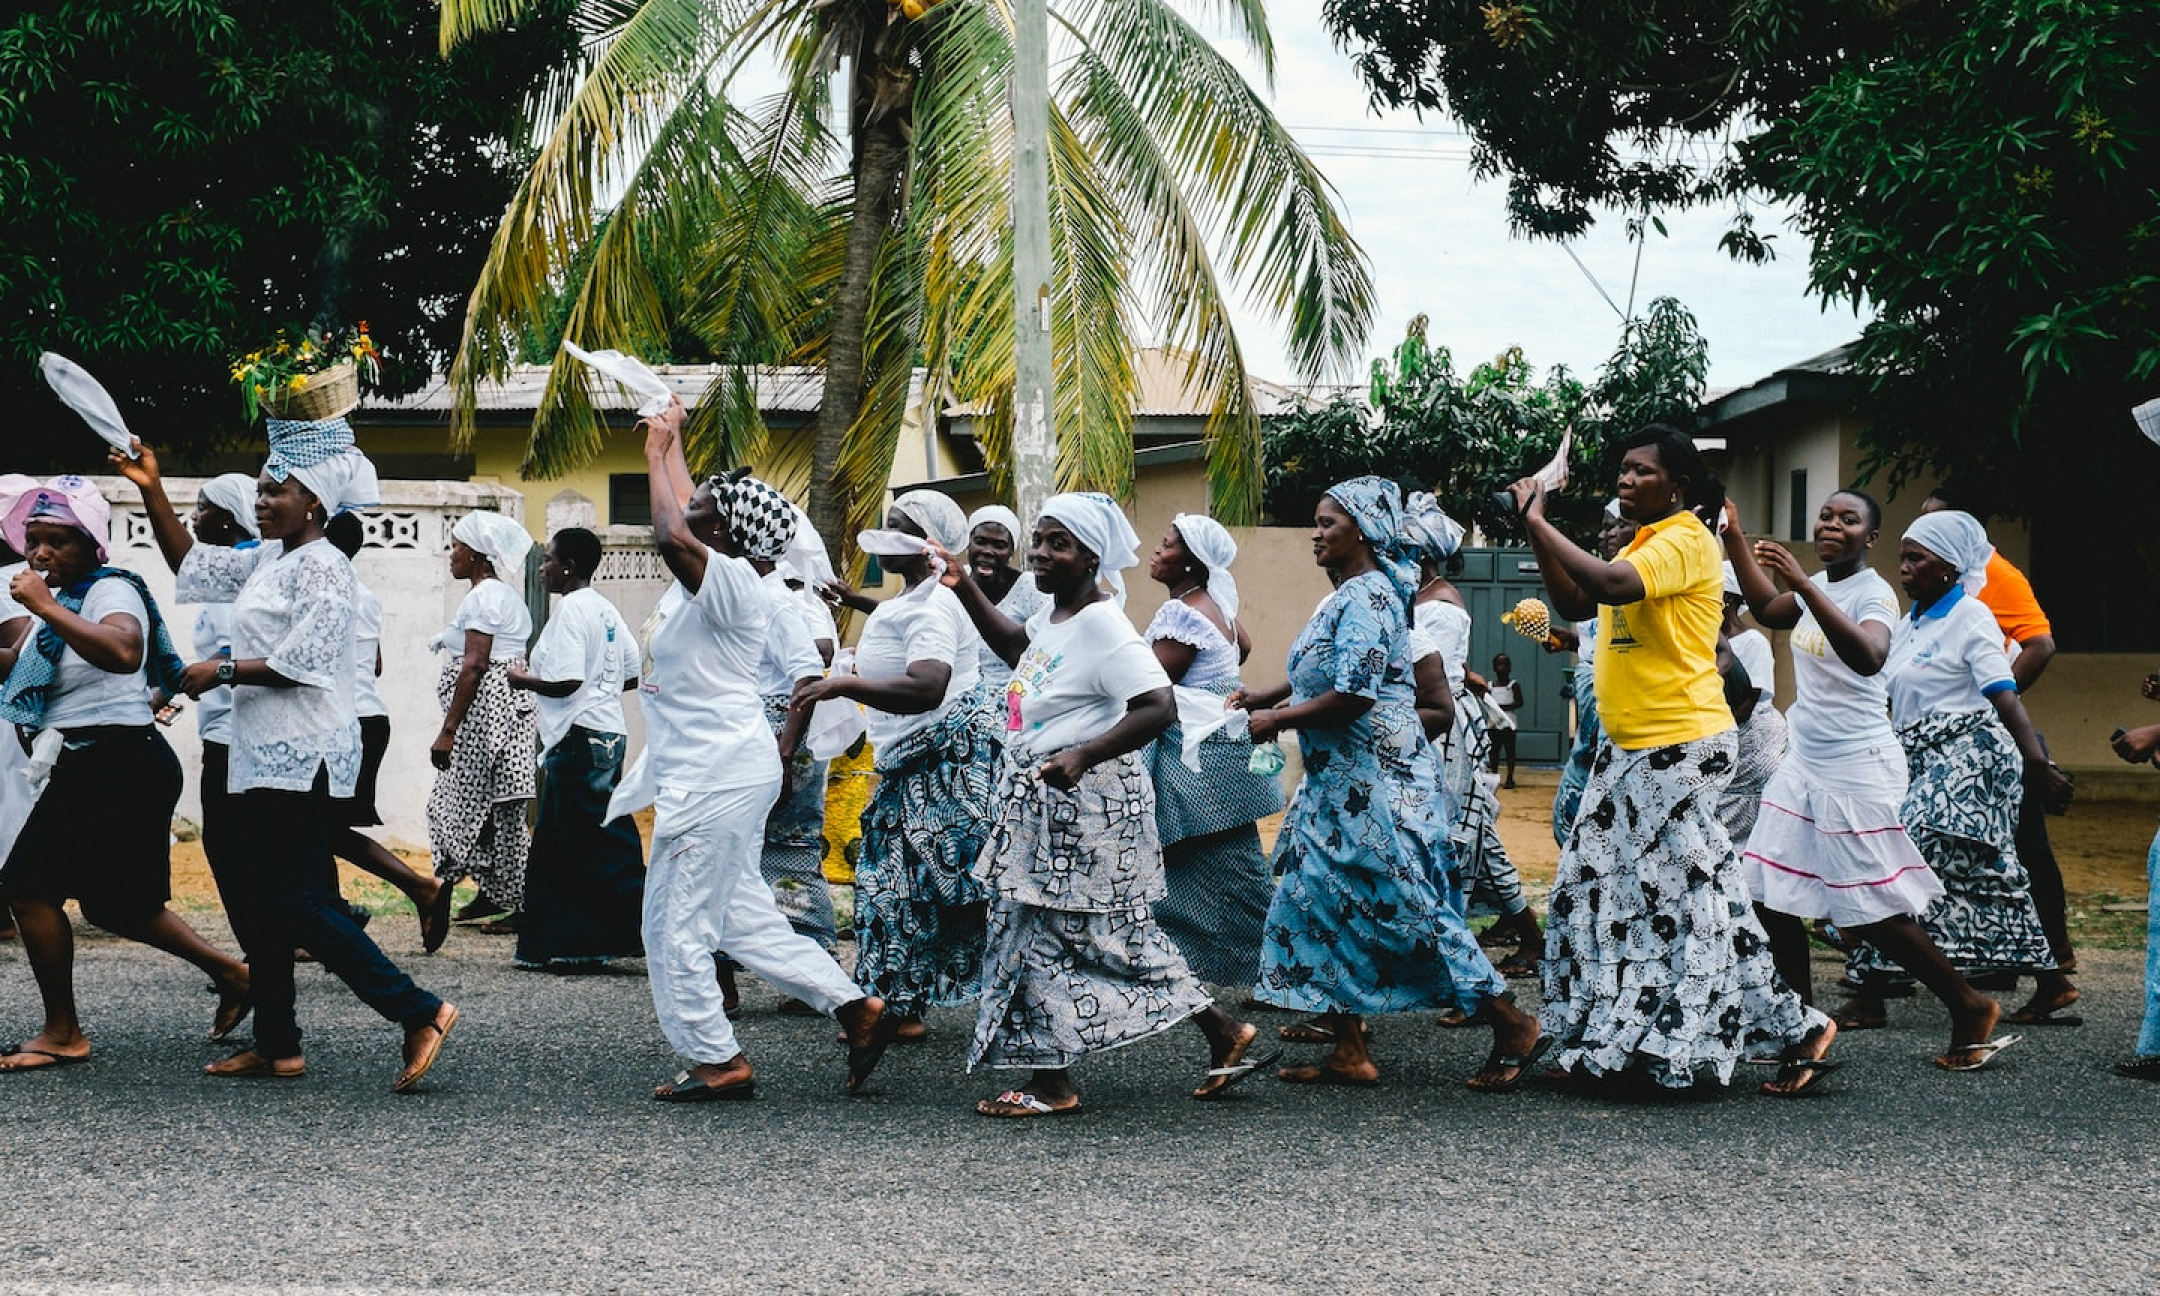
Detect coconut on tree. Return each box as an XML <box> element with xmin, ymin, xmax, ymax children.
<box><xmin>437</xmin><ymin>0</ymin><xmax>1373</xmax><ymax>555</ymax></box>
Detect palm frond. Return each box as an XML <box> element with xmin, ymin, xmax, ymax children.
<box><xmin>1065</xmin><ymin>0</ymin><xmax>1371</xmax><ymax>383</ymax></box>
<box><xmin>1063</xmin><ymin>46</ymin><xmax>1265</xmax><ymax>521</ymax></box>
<box><xmin>444</xmin><ymin>0</ymin><xmax>793</xmax><ymax>447</ymax></box>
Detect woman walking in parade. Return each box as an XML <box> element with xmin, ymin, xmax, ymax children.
<box><xmin>1834</xmin><ymin>509</ymin><xmax>2072</xmax><ymax>1066</ymax></box>
<box><xmin>938</xmin><ymin>493</ymin><xmax>1273</xmax><ymax>1116</ymax></box>
<box><xmin>791</xmin><ymin>489</ymin><xmax>992</xmax><ymax>1040</ymax></box>
<box><xmin>635</xmin><ymin>397</ymin><xmax>890</xmax><ymax>1102</ymax></box>
<box><xmin>1513</xmin><ymin>427</ymin><xmax>1835</xmax><ymax>1095</ymax></box>
<box><xmin>1413</xmin><ymin>521</ymin><xmax>1541</xmax><ymax>980</ymax></box>
<box><xmin>120</xmin><ymin>428</ymin><xmax>456</xmax><ymax>1089</ymax></box>
<box><xmin>1239</xmin><ymin>477</ymin><xmax>1545</xmax><ymax>1091</ymax></box>
<box><xmin>323</xmin><ymin>511</ymin><xmax>449</xmax><ymax>949</ymax></box>
<box><xmin>507</xmin><ymin>526</ymin><xmax>647</xmax><ymax>972</ymax></box>
<box><xmin>1139</xmin><ymin>513</ymin><xmax>1283</xmax><ymax>987</ymax></box>
<box><xmin>0</xmin><ymin>475</ymin><xmax>253</xmax><ymax>1072</ymax></box>
<box><xmin>429</xmin><ymin>510</ymin><xmax>538</xmax><ymax>930</ymax></box>
<box><xmin>1723</xmin><ymin>491</ymin><xmax>2015</xmax><ymax>1071</ymax></box>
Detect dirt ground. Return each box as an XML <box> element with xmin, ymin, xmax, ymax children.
<box><xmin>160</xmin><ymin>770</ymin><xmax>2155</xmax><ymax>948</ymax></box>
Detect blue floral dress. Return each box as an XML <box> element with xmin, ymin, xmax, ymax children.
<box><xmin>1256</xmin><ymin>572</ymin><xmax>1504</xmax><ymax>1015</ymax></box>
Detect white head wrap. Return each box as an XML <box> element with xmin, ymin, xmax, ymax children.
<box><xmin>1721</xmin><ymin>560</ymin><xmax>1742</xmax><ymax>598</ymax></box>
<box><xmin>1169</xmin><ymin>513</ymin><xmax>1240</xmax><ymax>623</ymax></box>
<box><xmin>452</xmin><ymin>510</ymin><xmax>535</xmax><ymax>579</ymax></box>
<box><xmin>1037</xmin><ymin>492</ymin><xmax>1140</xmax><ymax>606</ymax></box>
<box><xmin>891</xmin><ymin>489</ymin><xmax>969</xmax><ymax>552</ymax></box>
<box><xmin>263</xmin><ymin>416</ymin><xmax>380</xmax><ymax>517</ymax></box>
<box><xmin>199</xmin><ymin>473</ymin><xmax>262</xmax><ymax>539</ymax></box>
<box><xmin>1904</xmin><ymin>510</ymin><xmax>1995</xmax><ymax>597</ymax></box>
<box><xmin>966</xmin><ymin>504</ymin><xmax>1025</xmax><ymax>552</ymax></box>
<box><xmin>779</xmin><ymin>503</ymin><xmax>834</xmax><ymax>587</ymax></box>
<box><xmin>1604</xmin><ymin>497</ymin><xmax>1624</xmax><ymax>519</ymax></box>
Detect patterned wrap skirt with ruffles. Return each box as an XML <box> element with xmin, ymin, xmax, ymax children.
<box><xmin>968</xmin><ymin>749</ymin><xmax>1211</xmax><ymax>1070</ymax></box>
<box><xmin>1847</xmin><ymin>709</ymin><xmax>2055</xmax><ymax>981</ymax></box>
<box><xmin>1443</xmin><ymin>686</ymin><xmax>1530</xmax><ymax>918</ymax></box>
<box><xmin>1542</xmin><ymin>730</ymin><xmax>1828</xmax><ymax>1087</ymax></box>
<box><xmin>1147</xmin><ymin>681</ymin><xmax>1286</xmax><ymax>986</ymax></box>
<box><xmin>426</xmin><ymin>657</ymin><xmax>536</xmax><ymax>910</ymax></box>
<box><xmin>855</xmin><ymin>690</ymin><xmax>998</xmax><ymax>1018</ymax></box>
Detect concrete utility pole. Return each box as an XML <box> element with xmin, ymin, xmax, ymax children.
<box><xmin>1009</xmin><ymin>0</ymin><xmax>1057</xmax><ymax>526</ymax></box>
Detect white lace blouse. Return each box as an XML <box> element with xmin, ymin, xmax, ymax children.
<box><xmin>177</xmin><ymin>538</ymin><xmax>362</xmax><ymax>797</ymax></box>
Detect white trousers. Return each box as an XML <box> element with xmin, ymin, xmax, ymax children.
<box><xmin>643</xmin><ymin>779</ymin><xmax>863</xmax><ymax>1063</ymax></box>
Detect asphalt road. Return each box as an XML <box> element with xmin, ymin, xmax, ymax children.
<box><xmin>2</xmin><ymin>922</ymin><xmax>2154</xmax><ymax>1295</ymax></box>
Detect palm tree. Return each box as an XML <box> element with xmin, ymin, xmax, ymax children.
<box><xmin>439</xmin><ymin>0</ymin><xmax>1373</xmax><ymax>552</ymax></box>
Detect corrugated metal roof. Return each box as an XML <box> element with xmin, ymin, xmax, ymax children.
<box><xmin>943</xmin><ymin>347</ymin><xmax>1322</xmax><ymax>419</ymax></box>
<box><xmin>364</xmin><ymin>365</ymin><xmax>825</xmax><ymax>415</ymax></box>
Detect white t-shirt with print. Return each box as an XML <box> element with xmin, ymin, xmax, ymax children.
<box><xmin>41</xmin><ymin>575</ymin><xmax>154</xmax><ymax>730</ymax></box>
<box><xmin>1885</xmin><ymin>585</ymin><xmax>2016</xmax><ymax>728</ymax></box>
<box><xmin>641</xmin><ymin>552</ymin><xmax>778</xmax><ymax>820</ymax></box>
<box><xmin>854</xmin><ymin>584</ymin><xmax>978</xmax><ymax>749</ymax></box>
<box><xmin>442</xmin><ymin>578</ymin><xmax>531</xmax><ymax>660</ymax></box>
<box><xmin>528</xmin><ymin>586</ymin><xmax>639</xmax><ymax>751</ymax></box>
<box><xmin>1786</xmin><ymin>567</ymin><xmax>1901</xmax><ymax>760</ymax></box>
<box><xmin>1486</xmin><ymin>678</ymin><xmax>1521</xmax><ymax>732</ymax></box>
<box><xmin>1004</xmin><ymin>600</ymin><xmax>1171</xmax><ymax>760</ymax></box>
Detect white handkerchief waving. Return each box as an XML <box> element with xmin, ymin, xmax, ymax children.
<box><xmin>1174</xmin><ymin>685</ymin><xmax>1249</xmax><ymax>772</ymax></box>
<box><xmin>38</xmin><ymin>353</ymin><xmax>138</xmax><ymax>458</ymax></box>
<box><xmin>561</xmin><ymin>341</ymin><xmax>673</xmax><ymax>416</ymax></box>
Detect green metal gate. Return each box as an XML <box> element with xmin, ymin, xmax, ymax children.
<box><xmin>1451</xmin><ymin>547</ymin><xmax>1570</xmax><ymax>764</ymax></box>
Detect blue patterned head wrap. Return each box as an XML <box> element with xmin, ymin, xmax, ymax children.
<box><xmin>1324</xmin><ymin>475</ymin><xmax>1419</xmax><ymax>607</ymax></box>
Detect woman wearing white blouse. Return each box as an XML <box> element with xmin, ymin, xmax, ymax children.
<box><xmin>119</xmin><ymin>433</ymin><xmax>456</xmax><ymax>1090</ymax></box>
<box><xmin>427</xmin><ymin>510</ymin><xmax>538</xmax><ymax>929</ymax></box>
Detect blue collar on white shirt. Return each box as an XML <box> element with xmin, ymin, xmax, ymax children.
<box><xmin>1910</xmin><ymin>583</ymin><xmax>1965</xmax><ymax>622</ymax></box>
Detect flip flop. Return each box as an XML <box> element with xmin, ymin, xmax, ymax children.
<box><xmin>2113</xmin><ymin>1055</ymin><xmax>2160</xmax><ymax>1082</ymax></box>
<box><xmin>1755</xmin><ymin>1055</ymin><xmax>1842</xmax><ymax>1098</ymax></box>
<box><xmin>1831</xmin><ymin>1004</ymin><xmax>1887</xmax><ymax>1031</ymax></box>
<box><xmin>0</xmin><ymin>1043</ymin><xmax>89</xmax><ymax>1073</ymax></box>
<box><xmin>1193</xmin><ymin>1044</ymin><xmax>1284</xmax><ymax>1101</ymax></box>
<box><xmin>654</xmin><ymin>1071</ymin><xmax>756</xmax><ymax>1103</ymax></box>
<box><xmin>1467</xmin><ymin>1035</ymin><xmax>1554</xmax><ymax>1094</ymax></box>
<box><xmin>1493</xmin><ymin>954</ymin><xmax>1540</xmax><ymax>979</ymax></box>
<box><xmin>1935</xmin><ymin>1034</ymin><xmax>2023</xmax><ymax>1073</ymax></box>
<box><xmin>977</xmin><ymin>1089</ymin><xmax>1081</xmax><ymax>1118</ymax></box>
<box><xmin>202</xmin><ymin>1049</ymin><xmax>306</xmax><ymax>1079</ymax></box>
<box><xmin>2004</xmin><ymin>994</ymin><xmax>2083</xmax><ymax>1027</ymax></box>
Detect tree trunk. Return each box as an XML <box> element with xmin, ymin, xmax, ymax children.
<box><xmin>808</xmin><ymin>50</ymin><xmax>912</xmax><ymax>561</ymax></box>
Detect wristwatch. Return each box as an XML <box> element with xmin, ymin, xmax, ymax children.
<box><xmin>215</xmin><ymin>658</ymin><xmax>238</xmax><ymax>684</ymax></box>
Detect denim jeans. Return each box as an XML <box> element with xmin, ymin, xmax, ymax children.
<box><xmin>2140</xmin><ymin>824</ymin><xmax>2160</xmax><ymax>1058</ymax></box>
<box><xmin>228</xmin><ymin>774</ymin><xmax>441</xmax><ymax>1058</ymax></box>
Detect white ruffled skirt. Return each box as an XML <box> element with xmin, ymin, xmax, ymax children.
<box><xmin>1740</xmin><ymin>743</ymin><xmax>1944</xmax><ymax>927</ymax></box>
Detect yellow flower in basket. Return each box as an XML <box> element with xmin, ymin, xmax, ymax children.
<box><xmin>1500</xmin><ymin>596</ymin><xmax>1560</xmax><ymax>648</ymax></box>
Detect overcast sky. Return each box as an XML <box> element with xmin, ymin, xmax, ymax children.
<box><xmin>1207</xmin><ymin>5</ymin><xmax>1869</xmax><ymax>394</ymax></box>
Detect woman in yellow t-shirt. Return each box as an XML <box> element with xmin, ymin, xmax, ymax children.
<box><xmin>1510</xmin><ymin>424</ymin><xmax>1835</xmax><ymax>1097</ymax></box>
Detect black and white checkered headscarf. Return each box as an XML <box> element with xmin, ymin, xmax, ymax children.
<box><xmin>711</xmin><ymin>472</ymin><xmax>798</xmax><ymax>561</ymax></box>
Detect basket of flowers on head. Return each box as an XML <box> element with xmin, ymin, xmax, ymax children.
<box><xmin>230</xmin><ymin>322</ymin><xmax>382</xmax><ymax>423</ymax></box>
